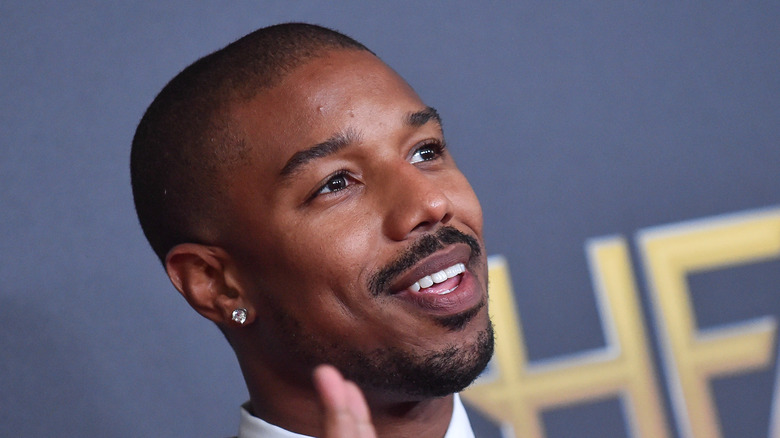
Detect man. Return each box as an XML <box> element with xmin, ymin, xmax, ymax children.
<box><xmin>131</xmin><ymin>23</ymin><xmax>493</xmax><ymax>437</ymax></box>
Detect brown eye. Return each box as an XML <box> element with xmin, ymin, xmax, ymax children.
<box><xmin>315</xmin><ymin>172</ymin><xmax>351</xmax><ymax>196</ymax></box>
<box><xmin>325</xmin><ymin>175</ymin><xmax>347</xmax><ymax>192</ymax></box>
<box><xmin>419</xmin><ymin>147</ymin><xmax>436</xmax><ymax>160</ymax></box>
<box><xmin>410</xmin><ymin>141</ymin><xmax>445</xmax><ymax>164</ymax></box>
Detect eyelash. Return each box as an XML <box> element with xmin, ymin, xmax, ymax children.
<box><xmin>310</xmin><ymin>170</ymin><xmax>353</xmax><ymax>200</ymax></box>
<box><xmin>410</xmin><ymin>139</ymin><xmax>447</xmax><ymax>164</ymax></box>
<box><xmin>309</xmin><ymin>139</ymin><xmax>447</xmax><ymax>201</ymax></box>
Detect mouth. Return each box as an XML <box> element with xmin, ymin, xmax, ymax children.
<box><xmin>389</xmin><ymin>243</ymin><xmax>484</xmax><ymax>316</ymax></box>
<box><xmin>407</xmin><ymin>262</ymin><xmax>466</xmax><ymax>294</ymax></box>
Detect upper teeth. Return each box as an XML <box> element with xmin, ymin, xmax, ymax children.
<box><xmin>409</xmin><ymin>263</ymin><xmax>466</xmax><ymax>292</ymax></box>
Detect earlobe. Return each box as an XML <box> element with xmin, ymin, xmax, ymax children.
<box><xmin>165</xmin><ymin>243</ymin><xmax>253</xmax><ymax>326</ymax></box>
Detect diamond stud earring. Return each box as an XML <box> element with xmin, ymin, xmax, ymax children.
<box><xmin>231</xmin><ymin>308</ymin><xmax>248</xmax><ymax>325</ymax></box>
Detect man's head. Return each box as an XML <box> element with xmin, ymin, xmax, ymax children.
<box><xmin>131</xmin><ymin>23</ymin><xmax>492</xmax><ymax>406</ymax></box>
<box><xmin>131</xmin><ymin>23</ymin><xmax>370</xmax><ymax>260</ymax></box>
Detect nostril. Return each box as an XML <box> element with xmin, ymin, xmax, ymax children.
<box><xmin>411</xmin><ymin>220</ymin><xmax>436</xmax><ymax>233</ymax></box>
<box><xmin>410</xmin><ymin>199</ymin><xmax>452</xmax><ymax>234</ymax></box>
<box><xmin>382</xmin><ymin>169</ymin><xmax>456</xmax><ymax>241</ymax></box>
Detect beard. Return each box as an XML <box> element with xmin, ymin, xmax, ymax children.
<box><xmin>270</xmin><ymin>302</ymin><xmax>494</xmax><ymax>399</ymax></box>
<box><xmin>334</xmin><ymin>320</ymin><xmax>495</xmax><ymax>398</ymax></box>
<box><xmin>265</xmin><ymin>226</ymin><xmax>494</xmax><ymax>399</ymax></box>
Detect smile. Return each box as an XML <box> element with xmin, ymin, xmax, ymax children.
<box><xmin>388</xmin><ymin>243</ymin><xmax>484</xmax><ymax>317</ymax></box>
<box><xmin>408</xmin><ymin>263</ymin><xmax>466</xmax><ymax>294</ymax></box>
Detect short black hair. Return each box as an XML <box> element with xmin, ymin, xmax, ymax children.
<box><xmin>131</xmin><ymin>23</ymin><xmax>370</xmax><ymax>262</ymax></box>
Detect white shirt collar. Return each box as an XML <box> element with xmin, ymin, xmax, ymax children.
<box><xmin>238</xmin><ymin>393</ymin><xmax>474</xmax><ymax>438</ymax></box>
<box><xmin>444</xmin><ymin>394</ymin><xmax>475</xmax><ymax>438</ymax></box>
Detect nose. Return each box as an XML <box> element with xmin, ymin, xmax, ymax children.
<box><xmin>381</xmin><ymin>164</ymin><xmax>454</xmax><ymax>241</ymax></box>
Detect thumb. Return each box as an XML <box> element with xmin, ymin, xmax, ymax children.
<box><xmin>313</xmin><ymin>364</ymin><xmax>377</xmax><ymax>438</ymax></box>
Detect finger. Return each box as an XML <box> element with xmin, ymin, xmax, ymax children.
<box><xmin>313</xmin><ymin>364</ymin><xmax>347</xmax><ymax>412</ymax></box>
<box><xmin>313</xmin><ymin>364</ymin><xmax>354</xmax><ymax>437</ymax></box>
<box><xmin>313</xmin><ymin>364</ymin><xmax>377</xmax><ymax>438</ymax></box>
<box><xmin>343</xmin><ymin>380</ymin><xmax>374</xmax><ymax>436</ymax></box>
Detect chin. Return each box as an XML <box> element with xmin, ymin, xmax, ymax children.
<box><xmin>340</xmin><ymin>317</ymin><xmax>495</xmax><ymax>400</ymax></box>
<box><xmin>432</xmin><ymin>295</ymin><xmax>488</xmax><ymax>331</ymax></box>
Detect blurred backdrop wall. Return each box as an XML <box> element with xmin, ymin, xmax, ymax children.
<box><xmin>2</xmin><ymin>2</ymin><xmax>779</xmax><ymax>437</ymax></box>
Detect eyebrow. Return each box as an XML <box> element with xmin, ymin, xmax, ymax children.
<box><xmin>279</xmin><ymin>128</ymin><xmax>360</xmax><ymax>179</ymax></box>
<box><xmin>279</xmin><ymin>106</ymin><xmax>442</xmax><ymax>180</ymax></box>
<box><xmin>406</xmin><ymin>106</ymin><xmax>442</xmax><ymax>128</ymax></box>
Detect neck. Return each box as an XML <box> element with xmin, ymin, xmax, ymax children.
<box><xmin>232</xmin><ymin>331</ymin><xmax>457</xmax><ymax>437</ymax></box>
<box><xmin>366</xmin><ymin>394</ymin><xmax>454</xmax><ymax>438</ymax></box>
<box><xmin>242</xmin><ymin>360</ymin><xmax>454</xmax><ymax>437</ymax></box>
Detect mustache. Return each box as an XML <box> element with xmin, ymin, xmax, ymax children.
<box><xmin>368</xmin><ymin>226</ymin><xmax>482</xmax><ymax>297</ymax></box>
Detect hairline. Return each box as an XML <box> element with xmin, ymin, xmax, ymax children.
<box><xmin>131</xmin><ymin>23</ymin><xmax>373</xmax><ymax>262</ymax></box>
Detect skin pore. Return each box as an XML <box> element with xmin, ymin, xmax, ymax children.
<box><xmin>165</xmin><ymin>48</ymin><xmax>492</xmax><ymax>437</ymax></box>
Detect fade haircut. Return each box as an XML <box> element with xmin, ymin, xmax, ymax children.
<box><xmin>131</xmin><ymin>23</ymin><xmax>370</xmax><ymax>262</ymax></box>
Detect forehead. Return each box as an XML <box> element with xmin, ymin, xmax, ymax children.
<box><xmin>229</xmin><ymin>49</ymin><xmax>428</xmax><ymax>172</ymax></box>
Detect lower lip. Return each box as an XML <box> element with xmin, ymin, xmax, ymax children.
<box><xmin>395</xmin><ymin>270</ymin><xmax>483</xmax><ymax>316</ymax></box>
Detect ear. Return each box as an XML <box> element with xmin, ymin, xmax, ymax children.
<box><xmin>165</xmin><ymin>243</ymin><xmax>254</xmax><ymax>327</ymax></box>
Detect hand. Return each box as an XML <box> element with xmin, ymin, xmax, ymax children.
<box><xmin>313</xmin><ymin>364</ymin><xmax>378</xmax><ymax>438</ymax></box>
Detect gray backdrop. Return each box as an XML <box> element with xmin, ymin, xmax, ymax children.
<box><xmin>2</xmin><ymin>2</ymin><xmax>779</xmax><ymax>437</ymax></box>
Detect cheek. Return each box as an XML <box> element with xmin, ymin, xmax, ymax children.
<box><xmin>448</xmin><ymin>175</ymin><xmax>484</xmax><ymax>235</ymax></box>
<box><xmin>316</xmin><ymin>218</ymin><xmax>381</xmax><ymax>296</ymax></box>
<box><xmin>261</xmin><ymin>221</ymin><xmax>386</xmax><ymax>335</ymax></box>
<box><xmin>272</xmin><ymin>213</ymin><xmax>379</xmax><ymax>293</ymax></box>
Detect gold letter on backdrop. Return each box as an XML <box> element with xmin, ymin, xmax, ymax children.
<box><xmin>464</xmin><ymin>239</ymin><xmax>669</xmax><ymax>437</ymax></box>
<box><xmin>639</xmin><ymin>208</ymin><xmax>780</xmax><ymax>438</ymax></box>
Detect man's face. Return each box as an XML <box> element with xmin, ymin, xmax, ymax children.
<box><xmin>222</xmin><ymin>49</ymin><xmax>492</xmax><ymax>400</ymax></box>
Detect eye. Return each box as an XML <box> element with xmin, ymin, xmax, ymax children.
<box><xmin>410</xmin><ymin>140</ymin><xmax>446</xmax><ymax>164</ymax></box>
<box><xmin>315</xmin><ymin>171</ymin><xmax>352</xmax><ymax>196</ymax></box>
